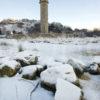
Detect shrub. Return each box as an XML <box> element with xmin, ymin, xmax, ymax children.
<box><xmin>18</xmin><ymin>44</ymin><xmax>24</xmax><ymax>52</ymax></box>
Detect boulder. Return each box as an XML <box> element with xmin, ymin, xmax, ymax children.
<box><xmin>40</xmin><ymin>64</ymin><xmax>78</xmax><ymax>92</ymax></box>
<box><xmin>36</xmin><ymin>65</ymin><xmax>47</xmax><ymax>76</ymax></box>
<box><xmin>21</xmin><ymin>65</ymin><xmax>46</xmax><ymax>80</ymax></box>
<box><xmin>14</xmin><ymin>51</ymin><xmax>38</xmax><ymax>67</ymax></box>
<box><xmin>21</xmin><ymin>65</ymin><xmax>37</xmax><ymax>80</ymax></box>
<box><xmin>67</xmin><ymin>58</ymin><xmax>86</xmax><ymax>78</ymax></box>
<box><xmin>55</xmin><ymin>78</ymin><xmax>83</xmax><ymax>100</ymax></box>
<box><xmin>0</xmin><ymin>58</ymin><xmax>21</xmax><ymax>77</ymax></box>
<box><xmin>84</xmin><ymin>63</ymin><xmax>100</xmax><ymax>75</ymax></box>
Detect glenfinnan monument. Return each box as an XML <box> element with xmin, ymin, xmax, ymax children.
<box><xmin>40</xmin><ymin>0</ymin><xmax>48</xmax><ymax>34</ymax></box>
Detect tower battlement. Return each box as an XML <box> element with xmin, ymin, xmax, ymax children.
<box><xmin>40</xmin><ymin>0</ymin><xmax>48</xmax><ymax>3</ymax></box>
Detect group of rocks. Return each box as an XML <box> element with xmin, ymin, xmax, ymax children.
<box><xmin>0</xmin><ymin>51</ymin><xmax>46</xmax><ymax>78</ymax></box>
<box><xmin>0</xmin><ymin>51</ymin><xmax>100</xmax><ymax>100</ymax></box>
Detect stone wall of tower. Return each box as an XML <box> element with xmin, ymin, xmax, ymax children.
<box><xmin>40</xmin><ymin>0</ymin><xmax>48</xmax><ymax>34</ymax></box>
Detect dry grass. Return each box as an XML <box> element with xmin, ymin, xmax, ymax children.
<box><xmin>80</xmin><ymin>73</ymin><xmax>90</xmax><ymax>80</ymax></box>
<box><xmin>18</xmin><ymin>44</ymin><xmax>24</xmax><ymax>52</ymax></box>
<box><xmin>82</xmin><ymin>50</ymin><xmax>100</xmax><ymax>56</ymax></box>
<box><xmin>0</xmin><ymin>42</ymin><xmax>9</xmax><ymax>46</ymax></box>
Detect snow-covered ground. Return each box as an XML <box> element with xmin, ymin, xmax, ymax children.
<box><xmin>0</xmin><ymin>76</ymin><xmax>54</xmax><ymax>100</ymax></box>
<box><xmin>0</xmin><ymin>37</ymin><xmax>100</xmax><ymax>100</ymax></box>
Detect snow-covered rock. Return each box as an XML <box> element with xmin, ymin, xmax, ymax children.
<box><xmin>36</xmin><ymin>65</ymin><xmax>47</xmax><ymax>76</ymax></box>
<box><xmin>0</xmin><ymin>58</ymin><xmax>21</xmax><ymax>77</ymax></box>
<box><xmin>14</xmin><ymin>51</ymin><xmax>38</xmax><ymax>67</ymax></box>
<box><xmin>21</xmin><ymin>65</ymin><xmax>37</xmax><ymax>80</ymax></box>
<box><xmin>84</xmin><ymin>63</ymin><xmax>100</xmax><ymax>75</ymax></box>
<box><xmin>40</xmin><ymin>64</ymin><xmax>77</xmax><ymax>91</ymax></box>
<box><xmin>21</xmin><ymin>65</ymin><xmax>46</xmax><ymax>80</ymax></box>
<box><xmin>55</xmin><ymin>79</ymin><xmax>82</xmax><ymax>100</ymax></box>
<box><xmin>67</xmin><ymin>58</ymin><xmax>86</xmax><ymax>78</ymax></box>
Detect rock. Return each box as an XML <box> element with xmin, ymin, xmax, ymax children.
<box><xmin>14</xmin><ymin>51</ymin><xmax>38</xmax><ymax>67</ymax></box>
<box><xmin>98</xmin><ymin>63</ymin><xmax>100</xmax><ymax>67</ymax></box>
<box><xmin>21</xmin><ymin>65</ymin><xmax>37</xmax><ymax>80</ymax></box>
<box><xmin>55</xmin><ymin>78</ymin><xmax>83</xmax><ymax>100</ymax></box>
<box><xmin>40</xmin><ymin>64</ymin><xmax>78</xmax><ymax>92</ymax></box>
<box><xmin>67</xmin><ymin>58</ymin><xmax>86</xmax><ymax>78</ymax></box>
<box><xmin>21</xmin><ymin>65</ymin><xmax>46</xmax><ymax>80</ymax></box>
<box><xmin>16</xmin><ymin>59</ymin><xmax>29</xmax><ymax>67</ymax></box>
<box><xmin>84</xmin><ymin>63</ymin><xmax>100</xmax><ymax>75</ymax></box>
<box><xmin>36</xmin><ymin>65</ymin><xmax>47</xmax><ymax>76</ymax></box>
<box><xmin>27</xmin><ymin>55</ymin><xmax>38</xmax><ymax>65</ymax></box>
<box><xmin>0</xmin><ymin>58</ymin><xmax>21</xmax><ymax>77</ymax></box>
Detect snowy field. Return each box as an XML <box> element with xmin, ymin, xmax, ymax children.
<box><xmin>0</xmin><ymin>37</ymin><xmax>100</xmax><ymax>100</ymax></box>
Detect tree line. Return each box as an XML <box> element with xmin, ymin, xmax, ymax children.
<box><xmin>0</xmin><ymin>19</ymin><xmax>100</xmax><ymax>37</ymax></box>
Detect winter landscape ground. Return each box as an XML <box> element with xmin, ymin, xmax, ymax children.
<box><xmin>0</xmin><ymin>37</ymin><xmax>100</xmax><ymax>100</ymax></box>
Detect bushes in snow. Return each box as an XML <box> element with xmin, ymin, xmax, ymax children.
<box><xmin>0</xmin><ymin>41</ymin><xmax>10</xmax><ymax>46</ymax></box>
<box><xmin>18</xmin><ymin>44</ymin><xmax>24</xmax><ymax>52</ymax></box>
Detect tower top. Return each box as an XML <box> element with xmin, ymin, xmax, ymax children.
<box><xmin>40</xmin><ymin>0</ymin><xmax>48</xmax><ymax>3</ymax></box>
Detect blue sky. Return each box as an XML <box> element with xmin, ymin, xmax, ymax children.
<box><xmin>0</xmin><ymin>0</ymin><xmax>100</xmax><ymax>29</ymax></box>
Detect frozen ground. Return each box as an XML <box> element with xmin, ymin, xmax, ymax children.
<box><xmin>0</xmin><ymin>37</ymin><xmax>100</xmax><ymax>100</ymax></box>
<box><xmin>80</xmin><ymin>75</ymin><xmax>100</xmax><ymax>100</ymax></box>
<box><xmin>0</xmin><ymin>76</ymin><xmax>54</xmax><ymax>100</ymax></box>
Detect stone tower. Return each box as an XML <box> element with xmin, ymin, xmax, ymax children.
<box><xmin>40</xmin><ymin>0</ymin><xmax>48</xmax><ymax>34</ymax></box>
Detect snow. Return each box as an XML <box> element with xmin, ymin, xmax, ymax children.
<box><xmin>41</xmin><ymin>64</ymin><xmax>77</xmax><ymax>85</ymax></box>
<box><xmin>13</xmin><ymin>50</ymin><xmax>38</xmax><ymax>66</ymax></box>
<box><xmin>3</xmin><ymin>19</ymin><xmax>36</xmax><ymax>34</ymax></box>
<box><xmin>0</xmin><ymin>57</ymin><xmax>20</xmax><ymax>69</ymax></box>
<box><xmin>0</xmin><ymin>77</ymin><xmax>54</xmax><ymax>100</ymax></box>
<box><xmin>38</xmin><ymin>56</ymin><xmax>65</xmax><ymax>68</ymax></box>
<box><xmin>0</xmin><ymin>77</ymin><xmax>39</xmax><ymax>100</ymax></box>
<box><xmin>36</xmin><ymin>65</ymin><xmax>44</xmax><ymax>69</ymax></box>
<box><xmin>55</xmin><ymin>78</ymin><xmax>82</xmax><ymax>100</ymax></box>
<box><xmin>68</xmin><ymin>57</ymin><xmax>86</xmax><ymax>67</ymax></box>
<box><xmin>31</xmin><ymin>85</ymin><xmax>54</xmax><ymax>100</ymax></box>
<box><xmin>21</xmin><ymin>65</ymin><xmax>37</xmax><ymax>76</ymax></box>
<box><xmin>80</xmin><ymin>75</ymin><xmax>100</xmax><ymax>100</ymax></box>
<box><xmin>0</xmin><ymin>37</ymin><xmax>100</xmax><ymax>100</ymax></box>
<box><xmin>92</xmin><ymin>56</ymin><xmax>100</xmax><ymax>63</ymax></box>
<box><xmin>14</xmin><ymin>50</ymin><xmax>36</xmax><ymax>59</ymax></box>
<box><xmin>0</xmin><ymin>39</ymin><xmax>18</xmax><ymax>57</ymax></box>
